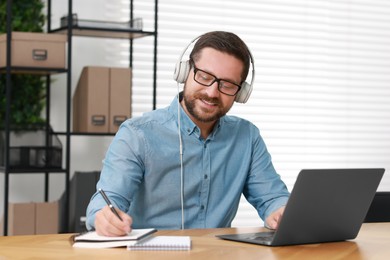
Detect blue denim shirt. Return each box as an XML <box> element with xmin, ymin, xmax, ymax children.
<box><xmin>86</xmin><ymin>95</ymin><xmax>289</xmax><ymax>230</ymax></box>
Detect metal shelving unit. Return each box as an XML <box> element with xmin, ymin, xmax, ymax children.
<box><xmin>1</xmin><ymin>0</ymin><xmax>158</xmax><ymax>235</ymax></box>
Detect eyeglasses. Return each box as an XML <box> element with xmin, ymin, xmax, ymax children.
<box><xmin>193</xmin><ymin>66</ymin><xmax>241</xmax><ymax>96</ymax></box>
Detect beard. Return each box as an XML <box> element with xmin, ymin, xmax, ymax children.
<box><xmin>182</xmin><ymin>89</ymin><xmax>229</xmax><ymax>123</ymax></box>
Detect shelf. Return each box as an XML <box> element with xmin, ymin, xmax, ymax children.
<box><xmin>0</xmin><ymin>66</ymin><xmax>68</xmax><ymax>75</ymax></box>
<box><xmin>0</xmin><ymin>166</ymin><xmax>67</xmax><ymax>174</ymax></box>
<box><xmin>50</xmin><ymin>27</ymin><xmax>155</xmax><ymax>40</ymax></box>
<box><xmin>3</xmin><ymin>0</ymin><xmax>158</xmax><ymax>236</ymax></box>
<box><xmin>54</xmin><ymin>131</ymin><xmax>116</xmax><ymax>136</ymax></box>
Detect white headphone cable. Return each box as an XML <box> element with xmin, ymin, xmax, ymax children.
<box><xmin>177</xmin><ymin>83</ymin><xmax>185</xmax><ymax>230</ymax></box>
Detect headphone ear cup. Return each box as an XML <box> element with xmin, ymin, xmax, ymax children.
<box><xmin>235</xmin><ymin>81</ymin><xmax>253</xmax><ymax>104</ymax></box>
<box><xmin>173</xmin><ymin>60</ymin><xmax>191</xmax><ymax>83</ymax></box>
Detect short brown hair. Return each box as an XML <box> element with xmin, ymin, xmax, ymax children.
<box><xmin>189</xmin><ymin>31</ymin><xmax>251</xmax><ymax>83</ymax></box>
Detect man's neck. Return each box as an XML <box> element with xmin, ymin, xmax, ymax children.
<box><xmin>179</xmin><ymin>98</ymin><xmax>217</xmax><ymax>139</ymax></box>
<box><xmin>197</xmin><ymin>120</ymin><xmax>217</xmax><ymax>139</ymax></box>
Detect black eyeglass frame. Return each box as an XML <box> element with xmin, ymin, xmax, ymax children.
<box><xmin>192</xmin><ymin>65</ymin><xmax>242</xmax><ymax>96</ymax></box>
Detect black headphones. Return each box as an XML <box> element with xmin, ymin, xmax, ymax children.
<box><xmin>173</xmin><ymin>35</ymin><xmax>255</xmax><ymax>104</ymax></box>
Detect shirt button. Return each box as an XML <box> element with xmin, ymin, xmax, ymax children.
<box><xmin>204</xmin><ymin>175</ymin><xmax>208</xmax><ymax>179</ymax></box>
<box><xmin>200</xmin><ymin>205</ymin><xmax>205</xmax><ymax>210</ymax></box>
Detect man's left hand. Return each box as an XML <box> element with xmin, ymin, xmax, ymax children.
<box><xmin>265</xmin><ymin>206</ymin><xmax>285</xmax><ymax>230</ymax></box>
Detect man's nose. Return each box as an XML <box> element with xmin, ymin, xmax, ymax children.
<box><xmin>205</xmin><ymin>81</ymin><xmax>220</xmax><ymax>97</ymax></box>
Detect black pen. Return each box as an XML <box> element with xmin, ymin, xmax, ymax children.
<box><xmin>99</xmin><ymin>188</ymin><xmax>123</xmax><ymax>221</ymax></box>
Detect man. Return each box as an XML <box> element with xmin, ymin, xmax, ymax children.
<box><xmin>86</xmin><ymin>31</ymin><xmax>289</xmax><ymax>236</ymax></box>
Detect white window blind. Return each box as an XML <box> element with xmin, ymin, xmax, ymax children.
<box><xmin>111</xmin><ymin>0</ymin><xmax>390</xmax><ymax>227</ymax></box>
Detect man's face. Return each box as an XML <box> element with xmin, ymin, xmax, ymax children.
<box><xmin>182</xmin><ymin>47</ymin><xmax>244</xmax><ymax>125</ymax></box>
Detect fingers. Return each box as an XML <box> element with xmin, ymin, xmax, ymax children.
<box><xmin>266</xmin><ymin>218</ymin><xmax>278</xmax><ymax>230</ymax></box>
<box><xmin>265</xmin><ymin>206</ymin><xmax>285</xmax><ymax>230</ymax></box>
<box><xmin>95</xmin><ymin>205</ymin><xmax>132</xmax><ymax>236</ymax></box>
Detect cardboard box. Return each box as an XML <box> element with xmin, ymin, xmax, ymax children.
<box><xmin>73</xmin><ymin>66</ymin><xmax>110</xmax><ymax>132</ymax></box>
<box><xmin>7</xmin><ymin>201</ymin><xmax>59</xmax><ymax>236</ymax></box>
<box><xmin>73</xmin><ymin>66</ymin><xmax>131</xmax><ymax>133</ymax></box>
<box><xmin>109</xmin><ymin>67</ymin><xmax>132</xmax><ymax>133</ymax></box>
<box><xmin>0</xmin><ymin>31</ymin><xmax>67</xmax><ymax>68</ymax></box>
<box><xmin>35</xmin><ymin>201</ymin><xmax>59</xmax><ymax>234</ymax></box>
<box><xmin>8</xmin><ymin>202</ymin><xmax>35</xmax><ymax>236</ymax></box>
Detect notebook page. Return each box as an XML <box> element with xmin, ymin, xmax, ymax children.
<box><xmin>127</xmin><ymin>236</ymin><xmax>191</xmax><ymax>251</ymax></box>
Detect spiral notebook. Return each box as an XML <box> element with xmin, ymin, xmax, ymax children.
<box><xmin>72</xmin><ymin>228</ymin><xmax>157</xmax><ymax>248</ymax></box>
<box><xmin>127</xmin><ymin>236</ymin><xmax>191</xmax><ymax>251</ymax></box>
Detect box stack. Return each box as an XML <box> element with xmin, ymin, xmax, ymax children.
<box><xmin>73</xmin><ymin>66</ymin><xmax>132</xmax><ymax>133</ymax></box>
<box><xmin>6</xmin><ymin>201</ymin><xmax>59</xmax><ymax>235</ymax></box>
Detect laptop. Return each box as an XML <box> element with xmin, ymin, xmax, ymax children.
<box><xmin>217</xmin><ymin>168</ymin><xmax>385</xmax><ymax>246</ymax></box>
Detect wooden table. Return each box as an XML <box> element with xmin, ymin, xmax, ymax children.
<box><xmin>0</xmin><ymin>223</ymin><xmax>389</xmax><ymax>259</ymax></box>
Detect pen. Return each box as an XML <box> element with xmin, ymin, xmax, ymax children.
<box><xmin>99</xmin><ymin>188</ymin><xmax>123</xmax><ymax>221</ymax></box>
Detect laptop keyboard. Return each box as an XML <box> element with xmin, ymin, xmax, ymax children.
<box><xmin>247</xmin><ymin>232</ymin><xmax>275</xmax><ymax>242</ymax></box>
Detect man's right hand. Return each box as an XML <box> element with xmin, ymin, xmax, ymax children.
<box><xmin>94</xmin><ymin>205</ymin><xmax>133</xmax><ymax>236</ymax></box>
